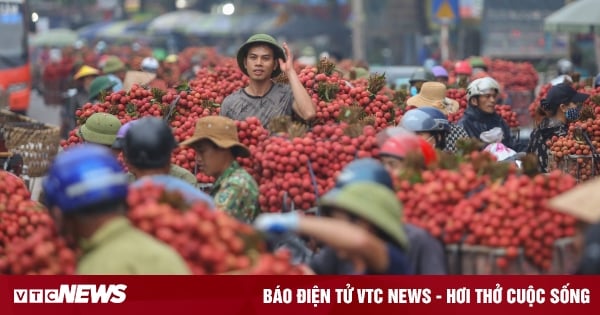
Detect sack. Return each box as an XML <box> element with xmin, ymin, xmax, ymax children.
<box><xmin>480</xmin><ymin>127</ymin><xmax>517</xmax><ymax>161</ymax></box>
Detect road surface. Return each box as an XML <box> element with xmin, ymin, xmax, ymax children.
<box><xmin>28</xmin><ymin>90</ymin><xmax>62</xmax><ymax>127</ymax></box>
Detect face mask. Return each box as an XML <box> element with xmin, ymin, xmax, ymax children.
<box><xmin>410</xmin><ymin>86</ymin><xmax>418</xmax><ymax>96</ymax></box>
<box><xmin>565</xmin><ymin>107</ymin><xmax>581</xmax><ymax>122</ymax></box>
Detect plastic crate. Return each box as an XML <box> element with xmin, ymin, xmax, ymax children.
<box><xmin>506</xmin><ymin>90</ymin><xmax>535</xmax><ymax>127</ymax></box>
<box><xmin>511</xmin><ymin>127</ymin><xmax>521</xmax><ymax>144</ymax></box>
<box><xmin>549</xmin><ymin>154</ymin><xmax>598</xmax><ymax>183</ymax></box>
<box><xmin>451</xmin><ymin>245</ymin><xmax>539</xmax><ymax>275</ymax></box>
<box><xmin>445</xmin><ymin>237</ymin><xmax>579</xmax><ymax>275</ymax></box>
<box><xmin>550</xmin><ymin>237</ymin><xmax>578</xmax><ymax>274</ymax></box>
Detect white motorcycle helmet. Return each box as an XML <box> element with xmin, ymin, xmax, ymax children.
<box><xmin>466</xmin><ymin>77</ymin><xmax>501</xmax><ymax>101</ymax></box>
<box><xmin>141</xmin><ymin>57</ymin><xmax>159</xmax><ymax>73</ymax></box>
<box><xmin>557</xmin><ymin>58</ymin><xmax>573</xmax><ymax>75</ymax></box>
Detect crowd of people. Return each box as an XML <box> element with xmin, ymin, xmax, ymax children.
<box><xmin>32</xmin><ymin>33</ymin><xmax>600</xmax><ymax>275</ymax></box>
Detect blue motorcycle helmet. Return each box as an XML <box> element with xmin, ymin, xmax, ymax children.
<box><xmin>400</xmin><ymin>107</ymin><xmax>450</xmax><ymax>133</ymax></box>
<box><xmin>400</xmin><ymin>107</ymin><xmax>450</xmax><ymax>150</ymax></box>
<box><xmin>322</xmin><ymin>158</ymin><xmax>394</xmax><ymax>200</ymax></box>
<box><xmin>43</xmin><ymin>144</ymin><xmax>129</xmax><ymax>213</ymax></box>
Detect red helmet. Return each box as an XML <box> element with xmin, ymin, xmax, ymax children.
<box><xmin>379</xmin><ymin>133</ymin><xmax>423</xmax><ymax>160</ymax></box>
<box><xmin>379</xmin><ymin>133</ymin><xmax>438</xmax><ymax>167</ymax></box>
<box><xmin>417</xmin><ymin>138</ymin><xmax>438</xmax><ymax>166</ymax></box>
<box><xmin>455</xmin><ymin>61</ymin><xmax>472</xmax><ymax>76</ymax></box>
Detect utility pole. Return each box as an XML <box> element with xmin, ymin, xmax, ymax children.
<box><xmin>351</xmin><ymin>0</ymin><xmax>366</xmax><ymax>61</ymax></box>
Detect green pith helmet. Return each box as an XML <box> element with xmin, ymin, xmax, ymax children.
<box><xmin>88</xmin><ymin>75</ymin><xmax>117</xmax><ymax>101</ymax></box>
<box><xmin>102</xmin><ymin>55</ymin><xmax>126</xmax><ymax>74</ymax></box>
<box><xmin>79</xmin><ymin>113</ymin><xmax>122</xmax><ymax>145</ymax></box>
<box><xmin>236</xmin><ymin>33</ymin><xmax>286</xmax><ymax>78</ymax></box>
<box><xmin>469</xmin><ymin>56</ymin><xmax>487</xmax><ymax>70</ymax></box>
<box><xmin>153</xmin><ymin>48</ymin><xmax>167</xmax><ymax>61</ymax></box>
<box><xmin>319</xmin><ymin>182</ymin><xmax>409</xmax><ymax>250</ymax></box>
<box><xmin>409</xmin><ymin>68</ymin><xmax>435</xmax><ymax>84</ymax></box>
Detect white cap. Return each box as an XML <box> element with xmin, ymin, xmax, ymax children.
<box><xmin>141</xmin><ymin>57</ymin><xmax>159</xmax><ymax>73</ymax></box>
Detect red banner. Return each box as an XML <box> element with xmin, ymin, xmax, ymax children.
<box><xmin>0</xmin><ymin>276</ymin><xmax>598</xmax><ymax>315</ymax></box>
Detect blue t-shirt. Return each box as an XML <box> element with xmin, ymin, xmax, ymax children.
<box><xmin>310</xmin><ymin>243</ymin><xmax>412</xmax><ymax>275</ymax></box>
<box><xmin>132</xmin><ymin>175</ymin><xmax>215</xmax><ymax>209</ymax></box>
<box><xmin>107</xmin><ymin>74</ymin><xmax>123</xmax><ymax>92</ymax></box>
<box><xmin>368</xmin><ymin>243</ymin><xmax>412</xmax><ymax>275</ymax></box>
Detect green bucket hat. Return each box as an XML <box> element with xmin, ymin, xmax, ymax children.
<box><xmin>79</xmin><ymin>113</ymin><xmax>122</xmax><ymax>146</ymax></box>
<box><xmin>89</xmin><ymin>76</ymin><xmax>117</xmax><ymax>101</ymax></box>
<box><xmin>236</xmin><ymin>33</ymin><xmax>286</xmax><ymax>78</ymax></box>
<box><xmin>319</xmin><ymin>182</ymin><xmax>409</xmax><ymax>250</ymax></box>
<box><xmin>153</xmin><ymin>48</ymin><xmax>167</xmax><ymax>61</ymax></box>
<box><xmin>102</xmin><ymin>56</ymin><xmax>126</xmax><ymax>74</ymax></box>
<box><xmin>469</xmin><ymin>56</ymin><xmax>487</xmax><ymax>69</ymax></box>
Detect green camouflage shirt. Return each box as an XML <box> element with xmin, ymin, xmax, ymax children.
<box><xmin>127</xmin><ymin>164</ymin><xmax>198</xmax><ymax>186</ymax></box>
<box><xmin>77</xmin><ymin>217</ymin><xmax>191</xmax><ymax>275</ymax></box>
<box><xmin>210</xmin><ymin>161</ymin><xmax>259</xmax><ymax>223</ymax></box>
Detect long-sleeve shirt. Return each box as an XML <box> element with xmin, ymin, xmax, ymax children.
<box><xmin>458</xmin><ymin>106</ymin><xmax>514</xmax><ymax>149</ymax></box>
<box><xmin>210</xmin><ymin>161</ymin><xmax>259</xmax><ymax>223</ymax></box>
<box><xmin>78</xmin><ymin>217</ymin><xmax>191</xmax><ymax>275</ymax></box>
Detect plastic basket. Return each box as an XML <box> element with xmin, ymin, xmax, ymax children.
<box><xmin>550</xmin><ymin>237</ymin><xmax>578</xmax><ymax>274</ymax></box>
<box><xmin>506</xmin><ymin>90</ymin><xmax>534</xmax><ymax>127</ymax></box>
<box><xmin>445</xmin><ymin>237</ymin><xmax>579</xmax><ymax>275</ymax></box>
<box><xmin>0</xmin><ymin>110</ymin><xmax>60</xmax><ymax>177</ymax></box>
<box><xmin>549</xmin><ymin>154</ymin><xmax>598</xmax><ymax>183</ymax></box>
<box><xmin>510</xmin><ymin>127</ymin><xmax>521</xmax><ymax>144</ymax></box>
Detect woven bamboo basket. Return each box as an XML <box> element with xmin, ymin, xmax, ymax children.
<box><xmin>0</xmin><ymin>110</ymin><xmax>60</xmax><ymax>177</ymax></box>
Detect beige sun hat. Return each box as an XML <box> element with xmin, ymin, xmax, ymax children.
<box><xmin>180</xmin><ymin>116</ymin><xmax>250</xmax><ymax>158</ymax></box>
<box><xmin>548</xmin><ymin>177</ymin><xmax>600</xmax><ymax>224</ymax></box>
<box><xmin>406</xmin><ymin>82</ymin><xmax>459</xmax><ymax>115</ymax></box>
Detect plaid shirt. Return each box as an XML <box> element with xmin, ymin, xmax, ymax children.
<box><xmin>445</xmin><ymin>124</ymin><xmax>470</xmax><ymax>153</ymax></box>
<box><xmin>210</xmin><ymin>161</ymin><xmax>259</xmax><ymax>223</ymax></box>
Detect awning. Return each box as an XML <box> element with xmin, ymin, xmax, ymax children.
<box><xmin>183</xmin><ymin>14</ymin><xmax>233</xmax><ymax>36</ymax></box>
<box><xmin>96</xmin><ymin>20</ymin><xmax>150</xmax><ymax>39</ymax></box>
<box><xmin>77</xmin><ymin>20</ymin><xmax>150</xmax><ymax>40</ymax></box>
<box><xmin>148</xmin><ymin>10</ymin><xmax>205</xmax><ymax>34</ymax></box>
<box><xmin>271</xmin><ymin>15</ymin><xmax>350</xmax><ymax>38</ymax></box>
<box><xmin>77</xmin><ymin>21</ymin><xmax>113</xmax><ymax>41</ymax></box>
<box><xmin>182</xmin><ymin>13</ymin><xmax>280</xmax><ymax>37</ymax></box>
<box><xmin>544</xmin><ymin>0</ymin><xmax>600</xmax><ymax>34</ymax></box>
<box><xmin>150</xmin><ymin>10</ymin><xmax>315</xmax><ymax>38</ymax></box>
<box><xmin>30</xmin><ymin>28</ymin><xmax>78</xmax><ymax>47</ymax></box>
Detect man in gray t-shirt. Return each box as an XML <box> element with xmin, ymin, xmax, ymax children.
<box><xmin>220</xmin><ymin>83</ymin><xmax>294</xmax><ymax>127</ymax></box>
<box><xmin>221</xmin><ymin>34</ymin><xmax>316</xmax><ymax>127</ymax></box>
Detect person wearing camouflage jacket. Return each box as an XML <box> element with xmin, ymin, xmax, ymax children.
<box><xmin>210</xmin><ymin>160</ymin><xmax>259</xmax><ymax>223</ymax></box>
<box><xmin>181</xmin><ymin>116</ymin><xmax>259</xmax><ymax>223</ymax></box>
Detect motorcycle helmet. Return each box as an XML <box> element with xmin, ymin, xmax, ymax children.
<box><xmin>324</xmin><ymin>158</ymin><xmax>394</xmax><ymax>199</ymax></box>
<box><xmin>557</xmin><ymin>58</ymin><xmax>574</xmax><ymax>75</ymax></box>
<box><xmin>431</xmin><ymin>66</ymin><xmax>449</xmax><ymax>78</ymax></box>
<box><xmin>141</xmin><ymin>57</ymin><xmax>159</xmax><ymax>73</ymax></box>
<box><xmin>123</xmin><ymin>117</ymin><xmax>177</xmax><ymax>169</ymax></box>
<box><xmin>400</xmin><ymin>107</ymin><xmax>451</xmax><ymax>133</ymax></box>
<box><xmin>43</xmin><ymin>144</ymin><xmax>128</xmax><ymax>213</ymax></box>
<box><xmin>454</xmin><ymin>61</ymin><xmax>472</xmax><ymax>76</ymax></box>
<box><xmin>466</xmin><ymin>77</ymin><xmax>501</xmax><ymax>101</ymax></box>
<box><xmin>409</xmin><ymin>68</ymin><xmax>435</xmax><ymax>85</ymax></box>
